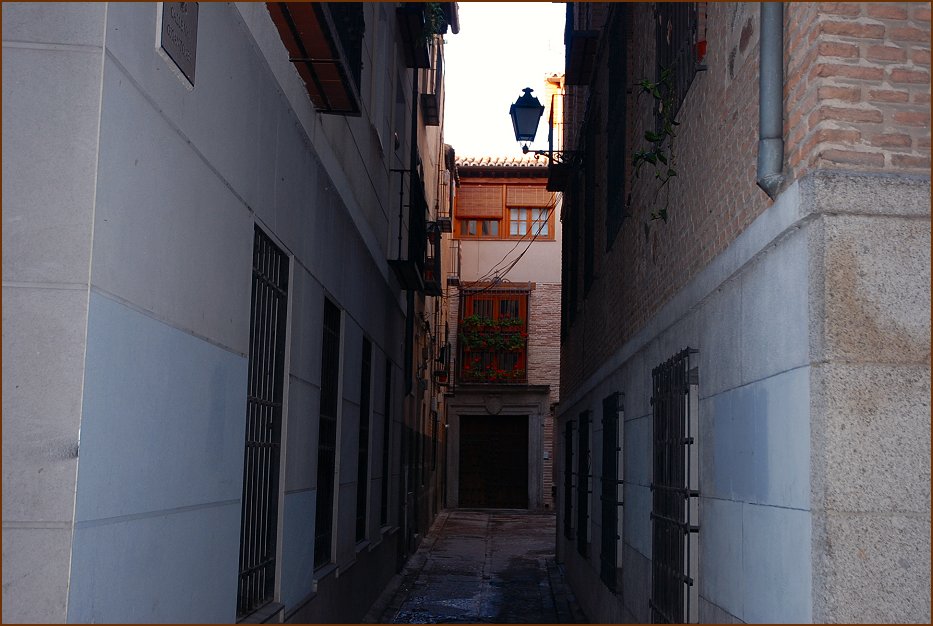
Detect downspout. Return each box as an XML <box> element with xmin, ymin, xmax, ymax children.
<box><xmin>756</xmin><ymin>2</ymin><xmax>785</xmax><ymax>199</ymax></box>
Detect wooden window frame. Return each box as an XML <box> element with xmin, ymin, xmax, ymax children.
<box><xmin>454</xmin><ymin>181</ymin><xmax>555</xmax><ymax>241</ymax></box>
<box><xmin>506</xmin><ymin>206</ymin><xmax>556</xmax><ymax>240</ymax></box>
<box><xmin>458</xmin><ymin>290</ymin><xmax>529</xmax><ymax>384</ymax></box>
<box><xmin>457</xmin><ymin>218</ymin><xmax>501</xmax><ymax>239</ymax></box>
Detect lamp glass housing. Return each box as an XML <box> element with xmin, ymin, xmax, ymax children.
<box><xmin>509</xmin><ymin>87</ymin><xmax>544</xmax><ymax>143</ymax></box>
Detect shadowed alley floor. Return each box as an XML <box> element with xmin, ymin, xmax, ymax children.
<box><xmin>369</xmin><ymin>510</ymin><xmax>588</xmax><ymax>624</ymax></box>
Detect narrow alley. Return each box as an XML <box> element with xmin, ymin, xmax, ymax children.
<box><xmin>4</xmin><ymin>2</ymin><xmax>929</xmax><ymax>623</ymax></box>
<box><xmin>370</xmin><ymin>511</ymin><xmax>587</xmax><ymax>624</ymax></box>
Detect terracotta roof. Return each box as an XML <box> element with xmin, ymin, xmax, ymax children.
<box><xmin>455</xmin><ymin>154</ymin><xmax>547</xmax><ymax>168</ymax></box>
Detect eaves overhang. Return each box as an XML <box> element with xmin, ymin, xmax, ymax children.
<box><xmin>267</xmin><ymin>2</ymin><xmax>362</xmax><ymax>116</ymax></box>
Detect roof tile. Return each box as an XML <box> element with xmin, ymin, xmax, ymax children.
<box><xmin>455</xmin><ymin>154</ymin><xmax>547</xmax><ymax>168</ymax></box>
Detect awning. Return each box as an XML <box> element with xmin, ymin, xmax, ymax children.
<box><xmin>266</xmin><ymin>2</ymin><xmax>362</xmax><ymax>115</ymax></box>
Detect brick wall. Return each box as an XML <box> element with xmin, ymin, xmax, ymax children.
<box><xmin>785</xmin><ymin>2</ymin><xmax>931</xmax><ymax>176</ymax></box>
<box><xmin>560</xmin><ymin>2</ymin><xmax>931</xmax><ymax>396</ymax></box>
<box><xmin>527</xmin><ymin>283</ymin><xmax>563</xmax><ymax>405</ymax></box>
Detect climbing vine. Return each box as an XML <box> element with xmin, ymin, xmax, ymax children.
<box><xmin>631</xmin><ymin>67</ymin><xmax>680</xmax><ymax>235</ymax></box>
<box><xmin>423</xmin><ymin>2</ymin><xmax>446</xmax><ymax>43</ymax></box>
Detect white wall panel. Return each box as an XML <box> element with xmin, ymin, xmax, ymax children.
<box><xmin>281</xmin><ymin>490</ymin><xmax>316</xmax><ymax>608</ymax></box>
<box><xmin>75</xmin><ymin>293</ymin><xmax>247</xmax><ymax>521</ymax></box>
<box><xmin>68</xmin><ymin>502</ymin><xmax>241</xmax><ymax>623</ymax></box>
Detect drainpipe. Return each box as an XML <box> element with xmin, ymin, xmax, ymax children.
<box><xmin>756</xmin><ymin>2</ymin><xmax>785</xmax><ymax>199</ymax></box>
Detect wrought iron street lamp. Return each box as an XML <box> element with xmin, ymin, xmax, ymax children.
<box><xmin>509</xmin><ymin>87</ymin><xmax>545</xmax><ymax>148</ymax></box>
<box><xmin>509</xmin><ymin>87</ymin><xmax>577</xmax><ymax>166</ymax></box>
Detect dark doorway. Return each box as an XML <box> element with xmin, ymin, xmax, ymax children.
<box><xmin>459</xmin><ymin>415</ymin><xmax>528</xmax><ymax>508</ymax></box>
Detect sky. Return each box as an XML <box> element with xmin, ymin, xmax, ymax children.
<box><xmin>443</xmin><ymin>2</ymin><xmax>566</xmax><ymax>158</ymax></box>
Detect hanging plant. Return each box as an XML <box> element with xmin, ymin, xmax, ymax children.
<box><xmin>630</xmin><ymin>66</ymin><xmax>680</xmax><ymax>237</ymax></box>
<box><xmin>423</xmin><ymin>2</ymin><xmax>445</xmax><ymax>44</ymax></box>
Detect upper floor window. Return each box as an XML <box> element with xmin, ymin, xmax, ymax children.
<box><xmin>656</xmin><ymin>2</ymin><xmax>699</xmax><ymax>122</ymax></box>
<box><xmin>459</xmin><ymin>218</ymin><xmax>500</xmax><ymax>239</ymax></box>
<box><xmin>508</xmin><ymin>207</ymin><xmax>552</xmax><ymax>238</ymax></box>
<box><xmin>458</xmin><ymin>289</ymin><xmax>529</xmax><ymax>384</ymax></box>
<box><xmin>455</xmin><ymin>183</ymin><xmax>556</xmax><ymax>241</ymax></box>
<box><xmin>267</xmin><ymin>2</ymin><xmax>365</xmax><ymax>115</ymax></box>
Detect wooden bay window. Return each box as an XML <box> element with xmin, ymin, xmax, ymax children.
<box><xmin>458</xmin><ymin>289</ymin><xmax>529</xmax><ymax>383</ymax></box>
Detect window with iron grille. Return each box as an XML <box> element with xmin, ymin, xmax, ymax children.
<box><xmin>656</xmin><ymin>3</ymin><xmax>699</xmax><ymax>124</ymax></box>
<box><xmin>356</xmin><ymin>338</ymin><xmax>373</xmax><ymax>543</ymax></box>
<box><xmin>237</xmin><ymin>227</ymin><xmax>289</xmax><ymax>619</ymax></box>
<box><xmin>432</xmin><ymin>411</ymin><xmax>439</xmax><ymax>471</ymax></box>
<box><xmin>576</xmin><ymin>410</ymin><xmax>591</xmax><ymax>557</ymax></box>
<box><xmin>458</xmin><ymin>289</ymin><xmax>529</xmax><ymax>384</ymax></box>
<box><xmin>583</xmin><ymin>111</ymin><xmax>597</xmax><ymax>294</ymax></box>
<box><xmin>600</xmin><ymin>392</ymin><xmax>622</xmax><ymax>591</ymax></box>
<box><xmin>606</xmin><ymin>5</ymin><xmax>630</xmax><ymax>249</ymax></box>
<box><xmin>380</xmin><ymin>358</ymin><xmax>392</xmax><ymax>527</ymax></box>
<box><xmin>650</xmin><ymin>348</ymin><xmax>699</xmax><ymax>624</ymax></box>
<box><xmin>563</xmin><ymin>421</ymin><xmax>574</xmax><ymax>540</ymax></box>
<box><xmin>266</xmin><ymin>2</ymin><xmax>364</xmax><ymax>116</ymax></box>
<box><xmin>315</xmin><ymin>297</ymin><xmax>342</xmax><ymax>568</ymax></box>
<box><xmin>327</xmin><ymin>2</ymin><xmax>364</xmax><ymax>94</ymax></box>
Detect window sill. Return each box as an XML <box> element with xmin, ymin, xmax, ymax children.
<box><xmin>237</xmin><ymin>602</ymin><xmax>284</xmax><ymax>624</ymax></box>
<box><xmin>313</xmin><ymin>562</ymin><xmax>338</xmax><ymax>584</ymax></box>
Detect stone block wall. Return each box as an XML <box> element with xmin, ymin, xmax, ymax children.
<box><xmin>804</xmin><ymin>171</ymin><xmax>930</xmax><ymax>622</ymax></box>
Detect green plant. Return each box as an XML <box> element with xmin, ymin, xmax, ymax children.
<box><xmin>631</xmin><ymin>66</ymin><xmax>680</xmax><ymax>230</ymax></box>
<box><xmin>461</xmin><ymin>354</ymin><xmax>525</xmax><ymax>383</ymax></box>
<box><xmin>423</xmin><ymin>2</ymin><xmax>445</xmax><ymax>43</ymax></box>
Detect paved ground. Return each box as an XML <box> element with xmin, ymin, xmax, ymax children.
<box><xmin>368</xmin><ymin>510</ymin><xmax>588</xmax><ymax>624</ymax></box>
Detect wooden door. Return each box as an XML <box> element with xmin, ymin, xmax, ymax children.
<box><xmin>459</xmin><ymin>415</ymin><xmax>528</xmax><ymax>508</ymax></box>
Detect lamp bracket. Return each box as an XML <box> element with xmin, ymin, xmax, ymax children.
<box><xmin>522</xmin><ymin>145</ymin><xmax>580</xmax><ymax>166</ymax></box>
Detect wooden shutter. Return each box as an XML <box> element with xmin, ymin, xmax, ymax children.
<box><xmin>456</xmin><ymin>185</ymin><xmax>504</xmax><ymax>219</ymax></box>
<box><xmin>506</xmin><ymin>186</ymin><xmax>554</xmax><ymax>207</ymax></box>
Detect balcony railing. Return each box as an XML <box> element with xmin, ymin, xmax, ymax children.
<box><xmin>458</xmin><ymin>317</ymin><xmax>527</xmax><ymax>383</ymax></box>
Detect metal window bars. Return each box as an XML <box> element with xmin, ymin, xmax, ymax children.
<box><xmin>649</xmin><ymin>348</ymin><xmax>699</xmax><ymax>624</ymax></box>
<box><xmin>237</xmin><ymin>227</ymin><xmax>289</xmax><ymax>618</ymax></box>
<box><xmin>314</xmin><ymin>298</ymin><xmax>342</xmax><ymax>568</ymax></box>
<box><xmin>600</xmin><ymin>392</ymin><xmax>623</xmax><ymax>591</ymax></box>
<box><xmin>356</xmin><ymin>338</ymin><xmax>373</xmax><ymax>542</ymax></box>
<box><xmin>576</xmin><ymin>410</ymin><xmax>591</xmax><ymax>558</ymax></box>
<box><xmin>563</xmin><ymin>421</ymin><xmax>574</xmax><ymax>541</ymax></box>
<box><xmin>380</xmin><ymin>359</ymin><xmax>392</xmax><ymax>527</ymax></box>
<box><xmin>655</xmin><ymin>2</ymin><xmax>699</xmax><ymax>124</ymax></box>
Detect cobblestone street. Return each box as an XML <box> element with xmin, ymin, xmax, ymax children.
<box><xmin>369</xmin><ymin>510</ymin><xmax>587</xmax><ymax>624</ymax></box>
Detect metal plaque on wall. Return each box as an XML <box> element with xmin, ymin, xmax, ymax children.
<box><xmin>160</xmin><ymin>2</ymin><xmax>199</xmax><ymax>84</ymax></box>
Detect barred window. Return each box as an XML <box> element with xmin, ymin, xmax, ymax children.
<box><xmin>606</xmin><ymin>5</ymin><xmax>630</xmax><ymax>248</ymax></box>
<box><xmin>315</xmin><ymin>298</ymin><xmax>342</xmax><ymax>568</ymax></box>
<box><xmin>380</xmin><ymin>359</ymin><xmax>392</xmax><ymax>526</ymax></box>
<box><xmin>576</xmin><ymin>410</ymin><xmax>591</xmax><ymax>557</ymax></box>
<box><xmin>458</xmin><ymin>289</ymin><xmax>529</xmax><ymax>384</ymax></box>
<box><xmin>656</xmin><ymin>3</ymin><xmax>699</xmax><ymax>123</ymax></box>
<box><xmin>237</xmin><ymin>227</ymin><xmax>289</xmax><ymax>618</ymax></box>
<box><xmin>563</xmin><ymin>421</ymin><xmax>574</xmax><ymax>540</ymax></box>
<box><xmin>650</xmin><ymin>348</ymin><xmax>700</xmax><ymax>623</ymax></box>
<box><xmin>355</xmin><ymin>338</ymin><xmax>373</xmax><ymax>543</ymax></box>
<box><xmin>600</xmin><ymin>392</ymin><xmax>622</xmax><ymax>591</ymax></box>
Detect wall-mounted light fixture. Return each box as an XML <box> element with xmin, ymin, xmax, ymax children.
<box><xmin>509</xmin><ymin>87</ymin><xmax>577</xmax><ymax>166</ymax></box>
<box><xmin>509</xmin><ymin>87</ymin><xmax>544</xmax><ymax>146</ymax></box>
